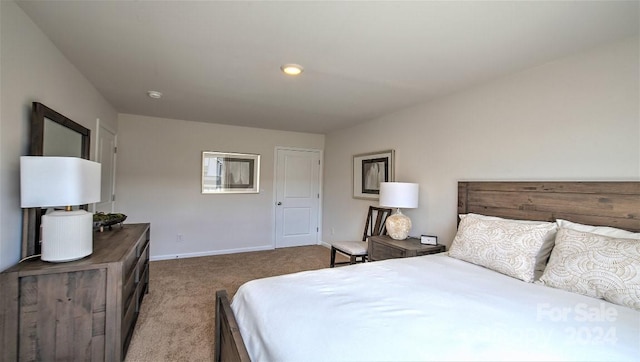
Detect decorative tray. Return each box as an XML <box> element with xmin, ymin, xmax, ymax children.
<box><xmin>93</xmin><ymin>212</ymin><xmax>127</xmax><ymax>232</ymax></box>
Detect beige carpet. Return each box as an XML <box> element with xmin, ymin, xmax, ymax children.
<box><xmin>125</xmin><ymin>245</ymin><xmax>343</xmax><ymax>361</ymax></box>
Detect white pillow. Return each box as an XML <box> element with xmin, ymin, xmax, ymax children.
<box><xmin>464</xmin><ymin>213</ymin><xmax>550</xmax><ymax>225</ymax></box>
<box><xmin>537</xmin><ymin>228</ymin><xmax>640</xmax><ymax>311</ymax></box>
<box><xmin>556</xmin><ymin>219</ymin><xmax>640</xmax><ymax>239</ymax></box>
<box><xmin>449</xmin><ymin>214</ymin><xmax>558</xmax><ymax>282</ymax></box>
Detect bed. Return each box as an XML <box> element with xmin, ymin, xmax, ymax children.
<box><xmin>215</xmin><ymin>181</ymin><xmax>640</xmax><ymax>361</ymax></box>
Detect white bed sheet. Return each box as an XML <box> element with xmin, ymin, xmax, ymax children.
<box><xmin>231</xmin><ymin>254</ymin><xmax>640</xmax><ymax>362</ymax></box>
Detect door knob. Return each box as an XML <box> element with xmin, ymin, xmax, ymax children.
<box><xmin>277</xmin><ymin>202</ymin><xmax>282</xmax><ymax>205</ymax></box>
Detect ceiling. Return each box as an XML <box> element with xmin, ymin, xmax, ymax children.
<box><xmin>17</xmin><ymin>1</ymin><xmax>639</xmax><ymax>134</ymax></box>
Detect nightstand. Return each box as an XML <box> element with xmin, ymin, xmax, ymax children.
<box><xmin>368</xmin><ymin>235</ymin><xmax>446</xmax><ymax>261</ymax></box>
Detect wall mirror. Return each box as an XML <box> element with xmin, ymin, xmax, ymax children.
<box><xmin>22</xmin><ymin>102</ymin><xmax>90</xmax><ymax>258</ymax></box>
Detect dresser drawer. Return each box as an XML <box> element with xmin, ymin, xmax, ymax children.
<box><xmin>123</xmin><ymin>232</ymin><xmax>148</xmax><ymax>278</ymax></box>
<box><xmin>136</xmin><ymin>233</ymin><xmax>149</xmax><ymax>258</ymax></box>
<box><xmin>135</xmin><ymin>243</ymin><xmax>149</xmax><ymax>282</ymax></box>
<box><xmin>123</xmin><ymin>231</ymin><xmax>149</xmax><ymax>308</ymax></box>
<box><xmin>121</xmin><ymin>292</ymin><xmax>137</xmax><ymax>350</ymax></box>
<box><xmin>122</xmin><ymin>247</ymin><xmax>138</xmax><ymax>281</ymax></box>
<box><xmin>137</xmin><ymin>266</ymin><xmax>149</xmax><ymax>311</ymax></box>
<box><xmin>123</xmin><ymin>266</ymin><xmax>137</xmax><ymax>310</ymax></box>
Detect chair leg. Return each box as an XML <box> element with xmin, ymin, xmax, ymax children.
<box><xmin>349</xmin><ymin>255</ymin><xmax>356</xmax><ymax>264</ymax></box>
<box><xmin>330</xmin><ymin>247</ymin><xmax>336</xmax><ymax>268</ymax></box>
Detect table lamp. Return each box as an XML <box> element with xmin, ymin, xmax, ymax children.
<box><xmin>21</xmin><ymin>156</ymin><xmax>101</xmax><ymax>262</ymax></box>
<box><xmin>379</xmin><ymin>182</ymin><xmax>419</xmax><ymax>240</ymax></box>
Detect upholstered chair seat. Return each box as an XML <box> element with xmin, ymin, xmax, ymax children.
<box><xmin>331</xmin><ymin>240</ymin><xmax>368</xmax><ymax>256</ymax></box>
<box><xmin>330</xmin><ymin>206</ymin><xmax>392</xmax><ymax>267</ymax></box>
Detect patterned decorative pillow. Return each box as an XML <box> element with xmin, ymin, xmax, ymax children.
<box><xmin>449</xmin><ymin>214</ymin><xmax>558</xmax><ymax>282</ymax></box>
<box><xmin>537</xmin><ymin>228</ymin><xmax>640</xmax><ymax>310</ymax></box>
<box><xmin>556</xmin><ymin>219</ymin><xmax>640</xmax><ymax>239</ymax></box>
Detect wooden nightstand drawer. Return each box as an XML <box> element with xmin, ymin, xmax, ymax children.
<box><xmin>370</xmin><ymin>241</ymin><xmax>405</xmax><ymax>260</ymax></box>
<box><xmin>369</xmin><ymin>235</ymin><xmax>445</xmax><ymax>261</ymax></box>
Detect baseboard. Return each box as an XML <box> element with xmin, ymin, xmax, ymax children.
<box><xmin>150</xmin><ymin>245</ymin><xmax>275</xmax><ymax>261</ymax></box>
<box><xmin>151</xmin><ymin>242</ymin><xmax>332</xmax><ymax>262</ymax></box>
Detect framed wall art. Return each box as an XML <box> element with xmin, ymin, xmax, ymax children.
<box><xmin>202</xmin><ymin>151</ymin><xmax>260</xmax><ymax>194</ymax></box>
<box><xmin>353</xmin><ymin>149</ymin><xmax>395</xmax><ymax>200</ymax></box>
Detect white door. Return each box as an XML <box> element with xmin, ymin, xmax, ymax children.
<box><xmin>275</xmin><ymin>148</ymin><xmax>321</xmax><ymax>248</ymax></box>
<box><xmin>95</xmin><ymin>120</ymin><xmax>117</xmax><ymax>213</ymax></box>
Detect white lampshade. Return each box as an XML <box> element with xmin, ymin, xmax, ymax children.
<box><xmin>21</xmin><ymin>156</ymin><xmax>101</xmax><ymax>207</ymax></box>
<box><xmin>20</xmin><ymin>156</ymin><xmax>101</xmax><ymax>262</ymax></box>
<box><xmin>379</xmin><ymin>182</ymin><xmax>419</xmax><ymax>240</ymax></box>
<box><xmin>379</xmin><ymin>182</ymin><xmax>419</xmax><ymax>209</ymax></box>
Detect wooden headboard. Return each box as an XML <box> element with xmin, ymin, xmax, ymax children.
<box><xmin>458</xmin><ymin>182</ymin><xmax>640</xmax><ymax>232</ymax></box>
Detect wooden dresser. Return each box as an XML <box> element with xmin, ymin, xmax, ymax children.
<box><xmin>1</xmin><ymin>223</ymin><xmax>150</xmax><ymax>362</ymax></box>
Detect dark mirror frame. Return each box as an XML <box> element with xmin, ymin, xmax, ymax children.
<box><xmin>22</xmin><ymin>102</ymin><xmax>90</xmax><ymax>258</ymax></box>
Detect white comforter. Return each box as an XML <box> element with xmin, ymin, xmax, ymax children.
<box><xmin>231</xmin><ymin>254</ymin><xmax>640</xmax><ymax>361</ymax></box>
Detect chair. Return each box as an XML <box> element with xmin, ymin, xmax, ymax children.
<box><xmin>330</xmin><ymin>206</ymin><xmax>392</xmax><ymax>267</ymax></box>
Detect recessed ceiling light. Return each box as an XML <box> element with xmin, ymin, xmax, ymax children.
<box><xmin>280</xmin><ymin>64</ymin><xmax>304</xmax><ymax>76</ymax></box>
<box><xmin>147</xmin><ymin>90</ymin><xmax>163</xmax><ymax>99</ymax></box>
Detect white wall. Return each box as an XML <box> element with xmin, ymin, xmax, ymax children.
<box><xmin>116</xmin><ymin>114</ymin><xmax>324</xmax><ymax>260</ymax></box>
<box><xmin>0</xmin><ymin>1</ymin><xmax>118</xmax><ymax>271</ymax></box>
<box><xmin>324</xmin><ymin>38</ymin><xmax>640</xmax><ymax>249</ymax></box>
<box><xmin>1</xmin><ymin>0</ymin><xmax>636</xmax><ymax>270</ymax></box>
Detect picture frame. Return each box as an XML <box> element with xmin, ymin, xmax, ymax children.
<box><xmin>202</xmin><ymin>151</ymin><xmax>260</xmax><ymax>194</ymax></box>
<box><xmin>353</xmin><ymin>149</ymin><xmax>395</xmax><ymax>200</ymax></box>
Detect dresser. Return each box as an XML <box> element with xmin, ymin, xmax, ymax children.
<box><xmin>368</xmin><ymin>235</ymin><xmax>445</xmax><ymax>261</ymax></box>
<box><xmin>1</xmin><ymin>223</ymin><xmax>150</xmax><ymax>362</ymax></box>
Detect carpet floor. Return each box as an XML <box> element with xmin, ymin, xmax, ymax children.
<box><xmin>124</xmin><ymin>245</ymin><xmax>342</xmax><ymax>361</ymax></box>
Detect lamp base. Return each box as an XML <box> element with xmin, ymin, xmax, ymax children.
<box><xmin>385</xmin><ymin>208</ymin><xmax>412</xmax><ymax>240</ymax></box>
<box><xmin>42</xmin><ymin>210</ymin><xmax>93</xmax><ymax>262</ymax></box>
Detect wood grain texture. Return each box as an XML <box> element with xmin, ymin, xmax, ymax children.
<box><xmin>0</xmin><ymin>273</ymin><xmax>19</xmax><ymax>361</ymax></box>
<box><xmin>17</xmin><ymin>270</ymin><xmax>106</xmax><ymax>361</ymax></box>
<box><xmin>458</xmin><ymin>182</ymin><xmax>640</xmax><ymax>232</ymax></box>
<box><xmin>368</xmin><ymin>236</ymin><xmax>445</xmax><ymax>261</ymax></box>
<box><xmin>1</xmin><ymin>223</ymin><xmax>150</xmax><ymax>362</ymax></box>
<box><xmin>215</xmin><ymin>290</ymin><xmax>250</xmax><ymax>362</ymax></box>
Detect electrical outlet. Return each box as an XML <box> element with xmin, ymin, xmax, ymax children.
<box><xmin>176</xmin><ymin>234</ymin><xmax>183</xmax><ymax>242</ymax></box>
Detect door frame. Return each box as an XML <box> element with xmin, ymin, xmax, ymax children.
<box><xmin>94</xmin><ymin>118</ymin><xmax>117</xmax><ymax>213</ymax></box>
<box><xmin>272</xmin><ymin>146</ymin><xmax>324</xmax><ymax>248</ymax></box>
